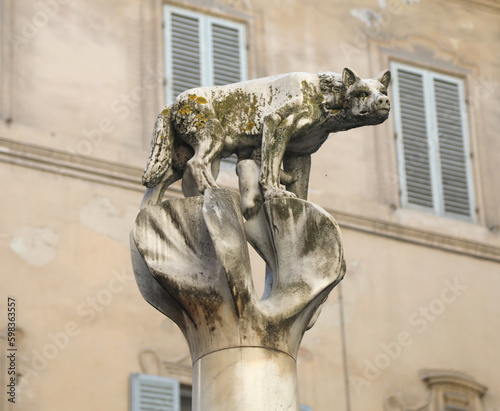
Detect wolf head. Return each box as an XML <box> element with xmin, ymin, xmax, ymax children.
<box><xmin>342</xmin><ymin>67</ymin><xmax>391</xmax><ymax>124</ymax></box>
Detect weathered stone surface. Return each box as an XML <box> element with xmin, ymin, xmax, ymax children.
<box><xmin>140</xmin><ymin>68</ymin><xmax>390</xmax><ymax>207</ymax></box>
<box><xmin>132</xmin><ymin>188</ymin><xmax>344</xmax><ymax>360</ymax></box>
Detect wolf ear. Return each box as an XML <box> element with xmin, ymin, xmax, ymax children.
<box><xmin>377</xmin><ymin>69</ymin><xmax>391</xmax><ymax>88</ymax></box>
<box><xmin>343</xmin><ymin>67</ymin><xmax>360</xmax><ymax>88</ymax></box>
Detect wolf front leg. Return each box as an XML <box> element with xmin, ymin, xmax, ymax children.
<box><xmin>259</xmin><ymin>105</ymin><xmax>314</xmax><ymax>201</ymax></box>
<box><xmin>259</xmin><ymin>112</ymin><xmax>287</xmax><ymax>200</ymax></box>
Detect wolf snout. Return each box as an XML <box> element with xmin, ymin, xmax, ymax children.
<box><xmin>374</xmin><ymin>96</ymin><xmax>390</xmax><ymax>112</ymax></box>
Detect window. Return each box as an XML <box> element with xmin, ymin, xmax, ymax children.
<box><xmin>385</xmin><ymin>369</ymin><xmax>487</xmax><ymax>411</ymax></box>
<box><xmin>130</xmin><ymin>373</ymin><xmax>190</xmax><ymax>411</ymax></box>
<box><xmin>391</xmin><ymin>62</ymin><xmax>475</xmax><ymax>221</ymax></box>
<box><xmin>163</xmin><ymin>5</ymin><xmax>248</xmax><ymax>104</ymax></box>
<box><xmin>421</xmin><ymin>369</ymin><xmax>488</xmax><ymax>411</ymax></box>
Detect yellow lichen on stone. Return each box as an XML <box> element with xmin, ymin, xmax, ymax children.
<box><xmin>196</xmin><ymin>96</ymin><xmax>208</xmax><ymax>104</ymax></box>
<box><xmin>161</xmin><ymin>107</ymin><xmax>170</xmax><ymax>115</ymax></box>
<box><xmin>189</xmin><ymin>94</ymin><xmax>197</xmax><ymax>100</ymax></box>
<box><xmin>195</xmin><ymin>122</ymin><xmax>206</xmax><ymax>128</ymax></box>
<box><xmin>309</xmin><ymin>93</ymin><xmax>324</xmax><ymax>105</ymax></box>
<box><xmin>178</xmin><ymin>105</ymin><xmax>192</xmax><ymax>115</ymax></box>
<box><xmin>246</xmin><ymin>121</ymin><xmax>256</xmax><ymax>132</ymax></box>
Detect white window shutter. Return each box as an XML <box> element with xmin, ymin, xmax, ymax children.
<box><xmin>168</xmin><ymin>11</ymin><xmax>202</xmax><ymax>99</ymax></box>
<box><xmin>170</xmin><ymin>13</ymin><xmax>202</xmax><ymax>94</ymax></box>
<box><xmin>211</xmin><ymin>22</ymin><xmax>244</xmax><ymax>85</ymax></box>
<box><xmin>433</xmin><ymin>78</ymin><xmax>472</xmax><ymax>217</ymax></box>
<box><xmin>395</xmin><ymin>68</ymin><xmax>434</xmax><ymax>210</ymax></box>
<box><xmin>164</xmin><ymin>6</ymin><xmax>247</xmax><ymax>103</ymax></box>
<box><xmin>130</xmin><ymin>373</ymin><xmax>180</xmax><ymax>411</ymax></box>
<box><xmin>392</xmin><ymin>62</ymin><xmax>475</xmax><ymax>221</ymax></box>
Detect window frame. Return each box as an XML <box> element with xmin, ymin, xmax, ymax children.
<box><xmin>391</xmin><ymin>61</ymin><xmax>476</xmax><ymax>223</ymax></box>
<box><xmin>163</xmin><ymin>5</ymin><xmax>248</xmax><ymax>104</ymax></box>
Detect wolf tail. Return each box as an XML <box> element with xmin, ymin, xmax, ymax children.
<box><xmin>142</xmin><ymin>106</ymin><xmax>175</xmax><ymax>188</ymax></box>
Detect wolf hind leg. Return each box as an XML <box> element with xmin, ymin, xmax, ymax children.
<box><xmin>182</xmin><ymin>158</ymin><xmax>221</xmax><ymax>197</ymax></box>
<box><xmin>184</xmin><ymin>123</ymin><xmax>225</xmax><ymax>194</ymax></box>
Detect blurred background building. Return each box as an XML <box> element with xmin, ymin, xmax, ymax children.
<box><xmin>1</xmin><ymin>0</ymin><xmax>499</xmax><ymax>410</ymax></box>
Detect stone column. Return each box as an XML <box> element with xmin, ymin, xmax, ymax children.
<box><xmin>192</xmin><ymin>347</ymin><xmax>299</xmax><ymax>410</ymax></box>
<box><xmin>131</xmin><ymin>183</ymin><xmax>345</xmax><ymax>411</ymax></box>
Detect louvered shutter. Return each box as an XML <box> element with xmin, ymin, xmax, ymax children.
<box><xmin>211</xmin><ymin>23</ymin><xmax>243</xmax><ymax>85</ymax></box>
<box><xmin>396</xmin><ymin>69</ymin><xmax>434</xmax><ymax>209</ymax></box>
<box><xmin>171</xmin><ymin>12</ymin><xmax>202</xmax><ymax>97</ymax></box>
<box><xmin>434</xmin><ymin>78</ymin><xmax>472</xmax><ymax>217</ymax></box>
<box><xmin>164</xmin><ymin>6</ymin><xmax>247</xmax><ymax>103</ymax></box>
<box><xmin>130</xmin><ymin>373</ymin><xmax>180</xmax><ymax>411</ymax></box>
<box><xmin>166</xmin><ymin>10</ymin><xmax>202</xmax><ymax>102</ymax></box>
<box><xmin>392</xmin><ymin>62</ymin><xmax>474</xmax><ymax>221</ymax></box>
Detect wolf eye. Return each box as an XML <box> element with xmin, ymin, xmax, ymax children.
<box><xmin>357</xmin><ymin>91</ymin><xmax>368</xmax><ymax>99</ymax></box>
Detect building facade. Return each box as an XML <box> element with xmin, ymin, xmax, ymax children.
<box><xmin>1</xmin><ymin>0</ymin><xmax>499</xmax><ymax>410</ymax></box>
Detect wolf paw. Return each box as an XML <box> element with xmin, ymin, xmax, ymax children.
<box><xmin>263</xmin><ymin>187</ymin><xmax>297</xmax><ymax>201</ymax></box>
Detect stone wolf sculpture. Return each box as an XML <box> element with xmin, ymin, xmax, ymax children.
<box><xmin>141</xmin><ymin>67</ymin><xmax>390</xmax><ymax>208</ymax></box>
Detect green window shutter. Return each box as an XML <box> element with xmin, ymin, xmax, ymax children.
<box><xmin>211</xmin><ymin>22</ymin><xmax>244</xmax><ymax>86</ymax></box>
<box><xmin>395</xmin><ymin>68</ymin><xmax>434</xmax><ymax>209</ymax></box>
<box><xmin>130</xmin><ymin>373</ymin><xmax>180</xmax><ymax>411</ymax></box>
<box><xmin>433</xmin><ymin>78</ymin><xmax>472</xmax><ymax>217</ymax></box>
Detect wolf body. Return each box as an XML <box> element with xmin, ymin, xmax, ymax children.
<box><xmin>141</xmin><ymin>67</ymin><xmax>391</xmax><ymax>208</ymax></box>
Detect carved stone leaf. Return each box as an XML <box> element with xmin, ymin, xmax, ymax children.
<box><xmin>133</xmin><ymin>192</ymin><xmax>252</xmax><ymax>359</ymax></box>
<box><xmin>246</xmin><ymin>198</ymin><xmax>345</xmax><ymax>330</ymax></box>
<box><xmin>130</xmin><ymin>232</ymin><xmax>186</xmax><ymax>330</ymax></box>
<box><xmin>202</xmin><ymin>189</ymin><xmax>256</xmax><ymax>317</ymax></box>
<box><xmin>133</xmin><ymin>196</ymin><xmax>227</xmax><ymax>312</ymax></box>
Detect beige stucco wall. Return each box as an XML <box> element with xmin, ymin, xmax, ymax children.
<box><xmin>1</xmin><ymin>0</ymin><xmax>499</xmax><ymax>410</ymax></box>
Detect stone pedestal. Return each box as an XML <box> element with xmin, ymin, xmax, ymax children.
<box><xmin>193</xmin><ymin>347</ymin><xmax>299</xmax><ymax>411</ymax></box>
<box><xmin>131</xmin><ymin>187</ymin><xmax>345</xmax><ymax>410</ymax></box>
